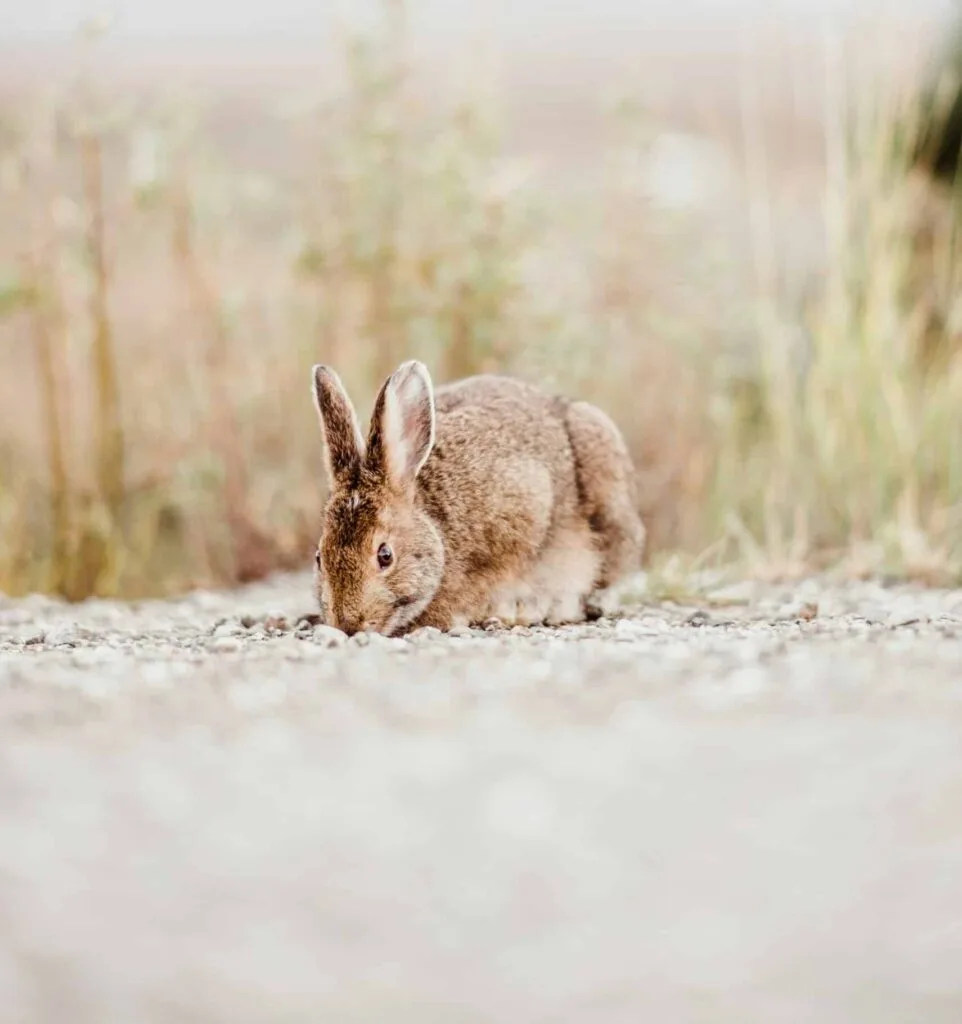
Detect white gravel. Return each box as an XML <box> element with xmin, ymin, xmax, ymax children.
<box><xmin>1</xmin><ymin>572</ymin><xmax>961</xmax><ymax>1023</ymax></box>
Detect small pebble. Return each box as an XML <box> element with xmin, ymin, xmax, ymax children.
<box><xmin>311</xmin><ymin>625</ymin><xmax>346</xmax><ymax>647</ymax></box>
<box><xmin>210</xmin><ymin>637</ymin><xmax>243</xmax><ymax>653</ymax></box>
<box><xmin>408</xmin><ymin>627</ymin><xmax>443</xmax><ymax>641</ymax></box>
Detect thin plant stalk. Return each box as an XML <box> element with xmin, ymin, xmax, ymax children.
<box><xmin>27</xmin><ymin>258</ymin><xmax>72</xmax><ymax>594</ymax></box>
<box><xmin>80</xmin><ymin>131</ymin><xmax>125</xmax><ymax>516</ymax></box>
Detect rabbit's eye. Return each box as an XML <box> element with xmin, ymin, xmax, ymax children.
<box><xmin>376</xmin><ymin>543</ymin><xmax>394</xmax><ymax>569</ymax></box>
<box><xmin>314</xmin><ymin>549</ymin><xmax>321</xmax><ymax>569</ymax></box>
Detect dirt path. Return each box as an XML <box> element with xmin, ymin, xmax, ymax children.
<box><xmin>1</xmin><ymin>573</ymin><xmax>961</xmax><ymax>1022</ymax></box>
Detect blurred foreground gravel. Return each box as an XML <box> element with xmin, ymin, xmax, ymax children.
<box><xmin>1</xmin><ymin>572</ymin><xmax>961</xmax><ymax>1023</ymax></box>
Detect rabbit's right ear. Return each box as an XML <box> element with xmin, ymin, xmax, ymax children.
<box><xmin>366</xmin><ymin>360</ymin><xmax>436</xmax><ymax>491</ymax></box>
<box><xmin>311</xmin><ymin>365</ymin><xmax>364</xmax><ymax>485</ymax></box>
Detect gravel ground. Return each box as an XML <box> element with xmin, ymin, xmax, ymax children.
<box><xmin>1</xmin><ymin>572</ymin><xmax>961</xmax><ymax>1023</ymax></box>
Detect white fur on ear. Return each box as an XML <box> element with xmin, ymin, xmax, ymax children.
<box><xmin>382</xmin><ymin>360</ymin><xmax>436</xmax><ymax>485</ymax></box>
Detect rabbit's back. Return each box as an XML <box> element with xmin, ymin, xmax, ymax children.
<box><xmin>421</xmin><ymin>374</ymin><xmax>580</xmax><ymax>521</ymax></box>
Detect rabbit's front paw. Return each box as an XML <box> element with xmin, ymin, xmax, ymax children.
<box><xmin>545</xmin><ymin>592</ymin><xmax>585</xmax><ymax>627</ymax></box>
<box><xmin>486</xmin><ymin>583</ymin><xmax>550</xmax><ymax>627</ymax></box>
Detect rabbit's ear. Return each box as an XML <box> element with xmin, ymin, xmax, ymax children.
<box><xmin>311</xmin><ymin>365</ymin><xmax>364</xmax><ymax>485</ymax></box>
<box><xmin>367</xmin><ymin>360</ymin><xmax>436</xmax><ymax>490</ymax></box>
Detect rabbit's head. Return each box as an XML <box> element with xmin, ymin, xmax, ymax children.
<box><xmin>311</xmin><ymin>360</ymin><xmax>444</xmax><ymax>636</ymax></box>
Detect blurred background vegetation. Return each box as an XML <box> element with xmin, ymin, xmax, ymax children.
<box><xmin>1</xmin><ymin>0</ymin><xmax>961</xmax><ymax>599</ymax></box>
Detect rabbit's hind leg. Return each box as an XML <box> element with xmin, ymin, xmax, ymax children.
<box><xmin>564</xmin><ymin>400</ymin><xmax>646</xmax><ymax>592</ymax></box>
<box><xmin>532</xmin><ymin>521</ymin><xmax>601</xmax><ymax>627</ymax></box>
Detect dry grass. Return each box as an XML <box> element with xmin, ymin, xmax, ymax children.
<box><xmin>0</xmin><ymin>4</ymin><xmax>959</xmax><ymax>599</ymax></box>
<box><xmin>711</xmin><ymin>24</ymin><xmax>962</xmax><ymax>585</ymax></box>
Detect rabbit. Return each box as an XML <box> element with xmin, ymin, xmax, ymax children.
<box><xmin>310</xmin><ymin>359</ymin><xmax>645</xmax><ymax>636</ymax></box>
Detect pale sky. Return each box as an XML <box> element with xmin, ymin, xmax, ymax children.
<box><xmin>3</xmin><ymin>0</ymin><xmax>953</xmax><ymax>38</ymax></box>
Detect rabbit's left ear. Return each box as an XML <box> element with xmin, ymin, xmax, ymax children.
<box><xmin>366</xmin><ymin>360</ymin><xmax>436</xmax><ymax>490</ymax></box>
<box><xmin>311</xmin><ymin>364</ymin><xmax>365</xmax><ymax>486</ymax></box>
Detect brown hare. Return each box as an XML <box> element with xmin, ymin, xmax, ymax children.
<box><xmin>310</xmin><ymin>360</ymin><xmax>645</xmax><ymax>636</ymax></box>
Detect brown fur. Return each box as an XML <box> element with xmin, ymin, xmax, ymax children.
<box><xmin>311</xmin><ymin>361</ymin><xmax>645</xmax><ymax>636</ymax></box>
